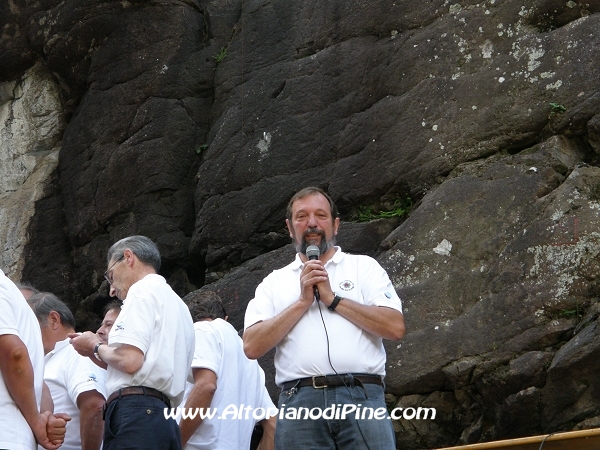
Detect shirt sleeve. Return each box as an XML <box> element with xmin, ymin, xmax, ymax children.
<box><xmin>244</xmin><ymin>279</ymin><xmax>277</xmax><ymax>330</ymax></box>
<box><xmin>0</xmin><ymin>282</ymin><xmax>19</xmax><ymax>336</ymax></box>
<box><xmin>65</xmin><ymin>352</ymin><xmax>108</xmax><ymax>403</ymax></box>
<box><xmin>362</xmin><ymin>257</ymin><xmax>403</xmax><ymax>313</ymax></box>
<box><xmin>109</xmin><ymin>294</ymin><xmax>155</xmax><ymax>354</ymax></box>
<box><xmin>190</xmin><ymin>324</ymin><xmax>221</xmax><ymax>377</ymax></box>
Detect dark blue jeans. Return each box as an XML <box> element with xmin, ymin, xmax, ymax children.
<box><xmin>103</xmin><ymin>394</ymin><xmax>182</xmax><ymax>450</ymax></box>
<box><xmin>275</xmin><ymin>382</ymin><xmax>396</xmax><ymax>450</ymax></box>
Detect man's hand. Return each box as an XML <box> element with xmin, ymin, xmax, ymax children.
<box><xmin>300</xmin><ymin>259</ymin><xmax>333</xmax><ymax>305</ymax></box>
<box><xmin>68</xmin><ymin>331</ymin><xmax>99</xmax><ymax>358</ymax></box>
<box><xmin>47</xmin><ymin>412</ymin><xmax>71</xmax><ymax>447</ymax></box>
<box><xmin>30</xmin><ymin>411</ymin><xmax>70</xmax><ymax>450</ymax></box>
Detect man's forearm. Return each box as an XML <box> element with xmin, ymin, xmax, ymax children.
<box><xmin>179</xmin><ymin>369</ymin><xmax>217</xmax><ymax>446</ymax></box>
<box><xmin>322</xmin><ymin>294</ymin><xmax>406</xmax><ymax>340</ymax></box>
<box><xmin>0</xmin><ymin>335</ymin><xmax>65</xmax><ymax>449</ymax></box>
<box><xmin>97</xmin><ymin>344</ymin><xmax>143</xmax><ymax>374</ymax></box>
<box><xmin>243</xmin><ymin>300</ymin><xmax>311</xmax><ymax>359</ymax></box>
<box><xmin>0</xmin><ymin>335</ymin><xmax>42</xmax><ymax>426</ymax></box>
<box><xmin>78</xmin><ymin>390</ymin><xmax>105</xmax><ymax>450</ymax></box>
<box><xmin>257</xmin><ymin>415</ymin><xmax>276</xmax><ymax>450</ymax></box>
<box><xmin>41</xmin><ymin>382</ymin><xmax>54</xmax><ymax>413</ymax></box>
<box><xmin>70</xmin><ymin>332</ymin><xmax>143</xmax><ymax>375</ymax></box>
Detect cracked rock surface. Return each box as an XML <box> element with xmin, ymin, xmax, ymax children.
<box><xmin>2</xmin><ymin>0</ymin><xmax>600</xmax><ymax>446</ymax></box>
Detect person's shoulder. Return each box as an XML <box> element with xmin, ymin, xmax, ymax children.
<box><xmin>195</xmin><ymin>319</ymin><xmax>226</xmax><ymax>334</ymax></box>
<box><xmin>214</xmin><ymin>318</ymin><xmax>240</xmax><ymax>335</ymax></box>
<box><xmin>131</xmin><ymin>274</ymin><xmax>175</xmax><ymax>299</ymax></box>
<box><xmin>263</xmin><ymin>256</ymin><xmax>301</xmax><ymax>279</ymax></box>
<box><xmin>337</xmin><ymin>249</ymin><xmax>376</xmax><ymax>263</ymax></box>
<box><xmin>139</xmin><ymin>273</ymin><xmax>167</xmax><ymax>288</ymax></box>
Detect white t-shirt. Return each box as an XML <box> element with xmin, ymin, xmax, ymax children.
<box><xmin>43</xmin><ymin>338</ymin><xmax>107</xmax><ymax>450</ymax></box>
<box><xmin>0</xmin><ymin>270</ymin><xmax>44</xmax><ymax>450</ymax></box>
<box><xmin>245</xmin><ymin>247</ymin><xmax>403</xmax><ymax>386</ymax></box>
<box><xmin>106</xmin><ymin>274</ymin><xmax>194</xmax><ymax>407</ymax></box>
<box><xmin>182</xmin><ymin>319</ymin><xmax>275</xmax><ymax>450</ymax></box>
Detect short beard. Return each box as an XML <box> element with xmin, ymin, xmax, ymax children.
<box><xmin>294</xmin><ymin>228</ymin><xmax>335</xmax><ymax>256</ymax></box>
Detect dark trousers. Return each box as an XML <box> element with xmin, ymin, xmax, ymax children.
<box><xmin>103</xmin><ymin>394</ymin><xmax>182</xmax><ymax>449</ymax></box>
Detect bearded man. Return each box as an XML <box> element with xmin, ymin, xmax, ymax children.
<box><xmin>243</xmin><ymin>187</ymin><xmax>405</xmax><ymax>450</ymax></box>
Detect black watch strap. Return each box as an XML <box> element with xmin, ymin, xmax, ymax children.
<box><xmin>328</xmin><ymin>294</ymin><xmax>343</xmax><ymax>311</ymax></box>
<box><xmin>94</xmin><ymin>342</ymin><xmax>105</xmax><ymax>362</ymax></box>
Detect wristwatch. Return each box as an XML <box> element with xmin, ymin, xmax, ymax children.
<box><xmin>93</xmin><ymin>342</ymin><xmax>105</xmax><ymax>362</ymax></box>
<box><xmin>328</xmin><ymin>294</ymin><xmax>343</xmax><ymax>311</ymax></box>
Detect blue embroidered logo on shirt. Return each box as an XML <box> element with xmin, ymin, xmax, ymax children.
<box><xmin>385</xmin><ymin>292</ymin><xmax>392</xmax><ymax>299</ymax></box>
<box><xmin>87</xmin><ymin>373</ymin><xmax>97</xmax><ymax>382</ymax></box>
<box><xmin>115</xmin><ymin>321</ymin><xmax>125</xmax><ymax>331</ymax></box>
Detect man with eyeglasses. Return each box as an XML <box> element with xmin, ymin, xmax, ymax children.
<box><xmin>70</xmin><ymin>235</ymin><xmax>195</xmax><ymax>449</ymax></box>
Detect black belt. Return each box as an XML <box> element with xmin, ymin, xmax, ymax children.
<box><xmin>281</xmin><ymin>373</ymin><xmax>383</xmax><ymax>391</ymax></box>
<box><xmin>105</xmin><ymin>386</ymin><xmax>170</xmax><ymax>410</ymax></box>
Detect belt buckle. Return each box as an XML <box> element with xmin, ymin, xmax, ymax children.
<box><xmin>312</xmin><ymin>375</ymin><xmax>327</xmax><ymax>389</ymax></box>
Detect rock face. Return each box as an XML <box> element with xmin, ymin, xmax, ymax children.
<box><xmin>0</xmin><ymin>62</ymin><xmax>64</xmax><ymax>280</ymax></box>
<box><xmin>3</xmin><ymin>0</ymin><xmax>600</xmax><ymax>447</ymax></box>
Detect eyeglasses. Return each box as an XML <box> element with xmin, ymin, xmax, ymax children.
<box><xmin>103</xmin><ymin>254</ymin><xmax>125</xmax><ymax>285</ymax></box>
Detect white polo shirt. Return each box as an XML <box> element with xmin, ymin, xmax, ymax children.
<box><xmin>106</xmin><ymin>274</ymin><xmax>194</xmax><ymax>407</ymax></box>
<box><xmin>0</xmin><ymin>270</ymin><xmax>44</xmax><ymax>450</ymax></box>
<box><xmin>43</xmin><ymin>338</ymin><xmax>107</xmax><ymax>450</ymax></box>
<box><xmin>245</xmin><ymin>247</ymin><xmax>403</xmax><ymax>386</ymax></box>
<box><xmin>181</xmin><ymin>319</ymin><xmax>275</xmax><ymax>450</ymax></box>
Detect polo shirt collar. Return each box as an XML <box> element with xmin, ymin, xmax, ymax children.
<box><xmin>291</xmin><ymin>246</ymin><xmax>344</xmax><ymax>270</ymax></box>
<box><xmin>45</xmin><ymin>337</ymin><xmax>70</xmax><ymax>362</ymax></box>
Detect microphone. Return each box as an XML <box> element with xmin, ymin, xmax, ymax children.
<box><xmin>306</xmin><ymin>245</ymin><xmax>320</xmax><ymax>261</ymax></box>
<box><xmin>306</xmin><ymin>245</ymin><xmax>320</xmax><ymax>301</ymax></box>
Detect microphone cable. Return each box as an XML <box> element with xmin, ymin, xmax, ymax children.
<box><xmin>316</xmin><ymin>299</ymin><xmax>374</xmax><ymax>450</ymax></box>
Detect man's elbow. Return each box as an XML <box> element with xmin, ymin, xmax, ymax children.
<box><xmin>242</xmin><ymin>324</ymin><xmax>267</xmax><ymax>360</ymax></box>
<box><xmin>120</xmin><ymin>356</ymin><xmax>144</xmax><ymax>374</ymax></box>
<box><xmin>78</xmin><ymin>391</ymin><xmax>106</xmax><ymax>417</ymax></box>
<box><xmin>388</xmin><ymin>324</ymin><xmax>405</xmax><ymax>341</ymax></box>
<box><xmin>385</xmin><ymin>314</ymin><xmax>406</xmax><ymax>340</ymax></box>
<box><xmin>201</xmin><ymin>381</ymin><xmax>218</xmax><ymax>397</ymax></box>
<box><xmin>243</xmin><ymin>340</ymin><xmax>263</xmax><ymax>360</ymax></box>
<box><xmin>122</xmin><ymin>363</ymin><xmax>142</xmax><ymax>375</ymax></box>
<box><xmin>2</xmin><ymin>340</ymin><xmax>29</xmax><ymax>366</ymax></box>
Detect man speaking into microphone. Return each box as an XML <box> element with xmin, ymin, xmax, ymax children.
<box><xmin>243</xmin><ymin>187</ymin><xmax>405</xmax><ymax>450</ymax></box>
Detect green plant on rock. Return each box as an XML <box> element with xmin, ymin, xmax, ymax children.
<box><xmin>354</xmin><ymin>197</ymin><xmax>412</xmax><ymax>223</ymax></box>
<box><xmin>549</xmin><ymin>102</ymin><xmax>566</xmax><ymax>118</ymax></box>
<box><xmin>214</xmin><ymin>47</ymin><xmax>228</xmax><ymax>64</ymax></box>
<box><xmin>559</xmin><ymin>309</ymin><xmax>578</xmax><ymax>319</ymax></box>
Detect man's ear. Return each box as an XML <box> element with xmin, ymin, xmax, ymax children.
<box><xmin>123</xmin><ymin>248</ymin><xmax>135</xmax><ymax>266</ymax></box>
<box><xmin>333</xmin><ymin>217</ymin><xmax>340</xmax><ymax>236</ymax></box>
<box><xmin>47</xmin><ymin>311</ymin><xmax>61</xmax><ymax>329</ymax></box>
<box><xmin>286</xmin><ymin>219</ymin><xmax>294</xmax><ymax>239</ymax></box>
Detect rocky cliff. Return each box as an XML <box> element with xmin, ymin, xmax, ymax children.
<box><xmin>2</xmin><ymin>0</ymin><xmax>600</xmax><ymax>447</ymax></box>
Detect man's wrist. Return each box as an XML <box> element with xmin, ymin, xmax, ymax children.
<box><xmin>93</xmin><ymin>342</ymin><xmax>105</xmax><ymax>362</ymax></box>
<box><xmin>328</xmin><ymin>294</ymin><xmax>343</xmax><ymax>311</ymax></box>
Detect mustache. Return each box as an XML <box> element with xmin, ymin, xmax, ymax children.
<box><xmin>302</xmin><ymin>227</ymin><xmax>325</xmax><ymax>239</ymax></box>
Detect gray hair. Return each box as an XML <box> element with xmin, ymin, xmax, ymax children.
<box><xmin>27</xmin><ymin>292</ymin><xmax>76</xmax><ymax>329</ymax></box>
<box><xmin>107</xmin><ymin>235</ymin><xmax>161</xmax><ymax>272</ymax></box>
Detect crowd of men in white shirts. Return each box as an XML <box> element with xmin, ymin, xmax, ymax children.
<box><xmin>1</xmin><ymin>187</ymin><xmax>405</xmax><ymax>450</ymax></box>
<box><xmin>0</xmin><ymin>235</ymin><xmax>275</xmax><ymax>450</ymax></box>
